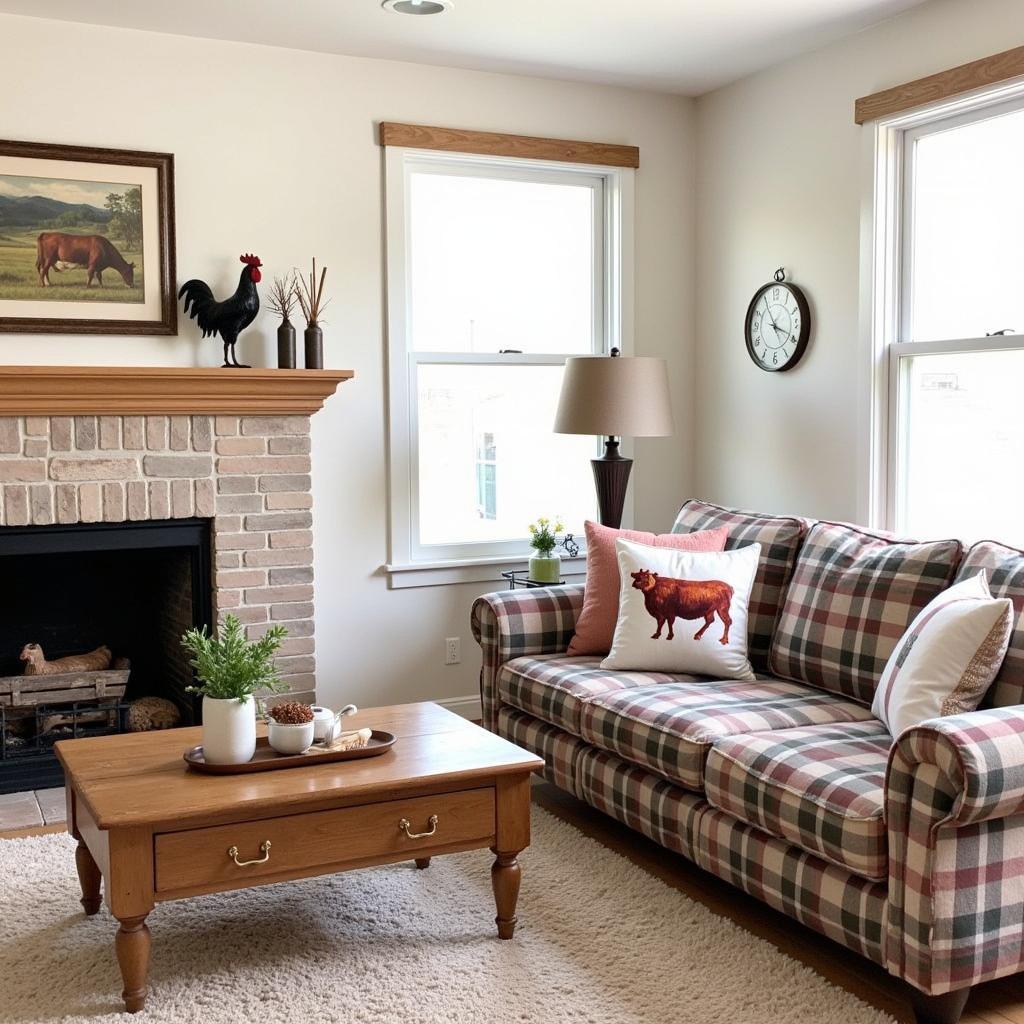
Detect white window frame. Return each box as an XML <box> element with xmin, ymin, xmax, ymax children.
<box><xmin>859</xmin><ymin>80</ymin><xmax>1024</xmax><ymax>532</ymax></box>
<box><xmin>383</xmin><ymin>145</ymin><xmax>635</xmax><ymax>587</ymax></box>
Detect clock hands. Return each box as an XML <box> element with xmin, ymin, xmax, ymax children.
<box><xmin>761</xmin><ymin>297</ymin><xmax>791</xmax><ymax>342</ymax></box>
<box><xmin>762</xmin><ymin>296</ymin><xmax>781</xmax><ymax>333</ymax></box>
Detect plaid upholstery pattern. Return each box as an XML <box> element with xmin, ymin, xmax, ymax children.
<box><xmin>498</xmin><ymin>654</ymin><xmax>706</xmax><ymax>736</ymax></box>
<box><xmin>895</xmin><ymin>708</ymin><xmax>1024</xmax><ymax>827</ymax></box>
<box><xmin>770</xmin><ymin>521</ymin><xmax>961</xmax><ymax>704</ymax></box>
<box><xmin>579</xmin><ymin>677</ymin><xmax>875</xmax><ymax>791</ymax></box>
<box><xmin>472</xmin><ymin>584</ymin><xmax>585</xmax><ymax>730</ymax></box>
<box><xmin>886</xmin><ymin>709</ymin><xmax>1024</xmax><ymax>993</ymax></box>
<box><xmin>577</xmin><ymin>746</ymin><xmax>706</xmax><ymax>862</ymax></box>
<box><xmin>956</xmin><ymin>540</ymin><xmax>1024</xmax><ymax>708</ymax></box>
<box><xmin>672</xmin><ymin>499</ymin><xmax>809</xmax><ymax>673</ymax></box>
<box><xmin>706</xmin><ymin>721</ymin><xmax>892</xmax><ymax>880</ymax></box>
<box><xmin>496</xmin><ymin>707</ymin><xmax>587</xmax><ymax>796</ymax></box>
<box><xmin>697</xmin><ymin>806</ymin><xmax>888</xmax><ymax>965</ymax></box>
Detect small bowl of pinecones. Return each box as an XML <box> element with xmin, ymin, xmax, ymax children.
<box><xmin>266</xmin><ymin>701</ymin><xmax>315</xmax><ymax>755</ymax></box>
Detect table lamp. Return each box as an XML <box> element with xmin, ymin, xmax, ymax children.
<box><xmin>553</xmin><ymin>349</ymin><xmax>673</xmax><ymax>529</ymax></box>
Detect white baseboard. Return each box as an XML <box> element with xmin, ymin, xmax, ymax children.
<box><xmin>435</xmin><ymin>693</ymin><xmax>482</xmax><ymax>721</ymax></box>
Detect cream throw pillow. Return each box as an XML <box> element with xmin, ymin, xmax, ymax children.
<box><xmin>602</xmin><ymin>538</ymin><xmax>760</xmax><ymax>680</ymax></box>
<box><xmin>872</xmin><ymin>571</ymin><xmax>1013</xmax><ymax>738</ymax></box>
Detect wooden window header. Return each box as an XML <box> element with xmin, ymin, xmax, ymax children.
<box><xmin>378</xmin><ymin>121</ymin><xmax>639</xmax><ymax>168</ymax></box>
<box><xmin>855</xmin><ymin>45</ymin><xmax>1024</xmax><ymax>124</ymax></box>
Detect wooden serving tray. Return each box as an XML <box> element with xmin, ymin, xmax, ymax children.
<box><xmin>183</xmin><ymin>731</ymin><xmax>396</xmax><ymax>774</ymax></box>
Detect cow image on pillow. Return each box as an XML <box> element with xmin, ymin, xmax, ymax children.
<box><xmin>630</xmin><ymin>570</ymin><xmax>734</xmax><ymax>644</ymax></box>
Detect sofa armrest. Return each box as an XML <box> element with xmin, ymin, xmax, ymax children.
<box><xmin>889</xmin><ymin>707</ymin><xmax>1024</xmax><ymax>827</ymax></box>
<box><xmin>884</xmin><ymin>706</ymin><xmax>1024</xmax><ymax>995</ymax></box>
<box><xmin>471</xmin><ymin>584</ymin><xmax>585</xmax><ymax>731</ymax></box>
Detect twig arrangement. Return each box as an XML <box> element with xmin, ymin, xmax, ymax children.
<box><xmin>266</xmin><ymin>272</ymin><xmax>297</xmax><ymax>319</ymax></box>
<box><xmin>295</xmin><ymin>258</ymin><xmax>330</xmax><ymax>327</ymax></box>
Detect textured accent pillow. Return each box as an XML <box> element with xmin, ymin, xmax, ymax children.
<box><xmin>872</xmin><ymin>571</ymin><xmax>1013</xmax><ymax>738</ymax></box>
<box><xmin>602</xmin><ymin>538</ymin><xmax>760</xmax><ymax>680</ymax></box>
<box><xmin>568</xmin><ymin>521</ymin><xmax>729</xmax><ymax>656</ymax></box>
<box><xmin>954</xmin><ymin>540</ymin><xmax>1024</xmax><ymax>709</ymax></box>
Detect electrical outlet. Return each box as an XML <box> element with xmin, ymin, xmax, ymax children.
<box><xmin>445</xmin><ymin>636</ymin><xmax>461</xmax><ymax>665</ymax></box>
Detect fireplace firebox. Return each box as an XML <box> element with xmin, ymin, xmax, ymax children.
<box><xmin>0</xmin><ymin>518</ymin><xmax>212</xmax><ymax>793</ymax></box>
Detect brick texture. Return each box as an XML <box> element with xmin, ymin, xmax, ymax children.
<box><xmin>0</xmin><ymin>413</ymin><xmax>318</xmax><ymax>698</ymax></box>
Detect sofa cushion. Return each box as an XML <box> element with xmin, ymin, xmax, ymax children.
<box><xmin>672</xmin><ymin>499</ymin><xmax>809</xmax><ymax>673</ymax></box>
<box><xmin>705</xmin><ymin>721</ymin><xmax>892</xmax><ymax>880</ymax></box>
<box><xmin>497</xmin><ymin>654</ymin><xmax>707</xmax><ymax>736</ymax></box>
<box><xmin>578</xmin><ymin>677</ymin><xmax>875</xmax><ymax>791</ymax></box>
<box><xmin>956</xmin><ymin>540</ymin><xmax>1024</xmax><ymax>709</ymax></box>
<box><xmin>770</xmin><ymin>521</ymin><xmax>962</xmax><ymax>704</ymax></box>
<box><xmin>496</xmin><ymin>707</ymin><xmax>588</xmax><ymax>797</ymax></box>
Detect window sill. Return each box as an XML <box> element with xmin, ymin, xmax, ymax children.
<box><xmin>385</xmin><ymin>553</ymin><xmax>587</xmax><ymax>590</ymax></box>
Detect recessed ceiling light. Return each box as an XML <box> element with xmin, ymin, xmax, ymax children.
<box><xmin>382</xmin><ymin>0</ymin><xmax>453</xmax><ymax>14</ymax></box>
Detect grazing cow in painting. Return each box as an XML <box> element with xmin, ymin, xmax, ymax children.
<box><xmin>35</xmin><ymin>232</ymin><xmax>135</xmax><ymax>288</ymax></box>
<box><xmin>630</xmin><ymin>569</ymin><xmax>734</xmax><ymax>644</ymax></box>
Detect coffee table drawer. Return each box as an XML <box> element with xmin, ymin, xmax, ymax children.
<box><xmin>154</xmin><ymin>787</ymin><xmax>495</xmax><ymax>893</ymax></box>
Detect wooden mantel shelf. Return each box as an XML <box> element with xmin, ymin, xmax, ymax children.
<box><xmin>0</xmin><ymin>366</ymin><xmax>354</xmax><ymax>416</ymax></box>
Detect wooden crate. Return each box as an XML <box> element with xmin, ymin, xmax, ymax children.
<box><xmin>0</xmin><ymin>669</ymin><xmax>130</xmax><ymax>708</ymax></box>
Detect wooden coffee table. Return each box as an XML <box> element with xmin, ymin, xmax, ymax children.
<box><xmin>56</xmin><ymin>702</ymin><xmax>543</xmax><ymax>1013</ymax></box>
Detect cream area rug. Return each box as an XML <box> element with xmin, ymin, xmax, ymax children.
<box><xmin>0</xmin><ymin>808</ymin><xmax>895</xmax><ymax>1024</ymax></box>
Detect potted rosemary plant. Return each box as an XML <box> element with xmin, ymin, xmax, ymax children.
<box><xmin>181</xmin><ymin>615</ymin><xmax>289</xmax><ymax>764</ymax></box>
<box><xmin>527</xmin><ymin>516</ymin><xmax>565</xmax><ymax>584</ymax></box>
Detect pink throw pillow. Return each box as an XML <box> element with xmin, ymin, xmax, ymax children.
<box><xmin>567</xmin><ymin>520</ymin><xmax>730</xmax><ymax>656</ymax></box>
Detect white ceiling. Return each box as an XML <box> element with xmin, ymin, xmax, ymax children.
<box><xmin>0</xmin><ymin>0</ymin><xmax>930</xmax><ymax>95</ymax></box>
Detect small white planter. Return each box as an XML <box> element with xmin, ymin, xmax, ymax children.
<box><xmin>267</xmin><ymin>720</ymin><xmax>315</xmax><ymax>755</ymax></box>
<box><xmin>202</xmin><ymin>695</ymin><xmax>257</xmax><ymax>764</ymax></box>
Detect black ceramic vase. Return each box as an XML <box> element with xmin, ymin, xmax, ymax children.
<box><xmin>277</xmin><ymin>318</ymin><xmax>296</xmax><ymax>369</ymax></box>
<box><xmin>304</xmin><ymin>324</ymin><xmax>324</xmax><ymax>370</ymax></box>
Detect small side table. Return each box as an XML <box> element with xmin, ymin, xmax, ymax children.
<box><xmin>501</xmin><ymin>570</ymin><xmax>567</xmax><ymax>590</ymax></box>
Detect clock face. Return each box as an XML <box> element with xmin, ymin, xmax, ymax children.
<box><xmin>744</xmin><ymin>281</ymin><xmax>811</xmax><ymax>372</ymax></box>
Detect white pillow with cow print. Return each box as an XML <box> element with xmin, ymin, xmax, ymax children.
<box><xmin>602</xmin><ymin>538</ymin><xmax>760</xmax><ymax>680</ymax></box>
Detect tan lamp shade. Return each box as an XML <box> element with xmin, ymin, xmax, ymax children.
<box><xmin>553</xmin><ymin>355</ymin><xmax>674</xmax><ymax>437</ymax></box>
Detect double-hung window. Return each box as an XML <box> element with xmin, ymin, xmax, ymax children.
<box><xmin>871</xmin><ymin>91</ymin><xmax>1024</xmax><ymax>545</ymax></box>
<box><xmin>384</xmin><ymin>141</ymin><xmax>633</xmax><ymax>581</ymax></box>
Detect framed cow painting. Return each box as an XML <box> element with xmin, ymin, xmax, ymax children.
<box><xmin>0</xmin><ymin>140</ymin><xmax>175</xmax><ymax>335</ymax></box>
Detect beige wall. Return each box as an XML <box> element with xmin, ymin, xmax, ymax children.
<box><xmin>694</xmin><ymin>0</ymin><xmax>1024</xmax><ymax>522</ymax></box>
<box><xmin>0</xmin><ymin>14</ymin><xmax>695</xmax><ymax>712</ymax></box>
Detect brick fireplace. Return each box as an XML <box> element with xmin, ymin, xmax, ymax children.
<box><xmin>0</xmin><ymin>366</ymin><xmax>351</xmax><ymax>789</ymax></box>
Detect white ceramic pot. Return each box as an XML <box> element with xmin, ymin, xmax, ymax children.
<box><xmin>268</xmin><ymin>719</ymin><xmax>315</xmax><ymax>755</ymax></box>
<box><xmin>202</xmin><ymin>695</ymin><xmax>257</xmax><ymax>765</ymax></box>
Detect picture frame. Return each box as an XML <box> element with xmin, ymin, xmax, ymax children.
<box><xmin>0</xmin><ymin>139</ymin><xmax>176</xmax><ymax>335</ymax></box>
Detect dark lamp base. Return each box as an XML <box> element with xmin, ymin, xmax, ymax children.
<box><xmin>592</xmin><ymin>438</ymin><xmax>632</xmax><ymax>529</ymax></box>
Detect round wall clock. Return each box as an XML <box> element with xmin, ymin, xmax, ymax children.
<box><xmin>744</xmin><ymin>268</ymin><xmax>811</xmax><ymax>372</ymax></box>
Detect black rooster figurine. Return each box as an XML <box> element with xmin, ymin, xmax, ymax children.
<box><xmin>179</xmin><ymin>254</ymin><xmax>263</xmax><ymax>368</ymax></box>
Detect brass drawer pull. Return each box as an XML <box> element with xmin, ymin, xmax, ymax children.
<box><xmin>227</xmin><ymin>840</ymin><xmax>271</xmax><ymax>867</ymax></box>
<box><xmin>399</xmin><ymin>815</ymin><xmax>438</xmax><ymax>840</ymax></box>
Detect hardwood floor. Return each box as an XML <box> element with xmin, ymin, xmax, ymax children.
<box><xmin>531</xmin><ymin>782</ymin><xmax>1024</xmax><ymax>1024</ymax></box>
<box><xmin>5</xmin><ymin>780</ymin><xmax>1022</xmax><ymax>1022</ymax></box>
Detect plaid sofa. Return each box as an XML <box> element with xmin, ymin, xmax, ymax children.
<box><xmin>472</xmin><ymin>501</ymin><xmax>1024</xmax><ymax>1023</ymax></box>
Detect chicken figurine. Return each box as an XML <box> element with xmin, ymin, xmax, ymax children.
<box><xmin>178</xmin><ymin>253</ymin><xmax>263</xmax><ymax>368</ymax></box>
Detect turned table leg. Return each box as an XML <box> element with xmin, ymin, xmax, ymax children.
<box><xmin>909</xmin><ymin>987</ymin><xmax>971</xmax><ymax>1024</ymax></box>
<box><xmin>115</xmin><ymin>915</ymin><xmax>151</xmax><ymax>1013</ymax></box>
<box><xmin>491</xmin><ymin>851</ymin><xmax>522</xmax><ymax>939</ymax></box>
<box><xmin>75</xmin><ymin>840</ymin><xmax>102</xmax><ymax>916</ymax></box>
<box><xmin>414</xmin><ymin>857</ymin><xmax>431</xmax><ymax>870</ymax></box>
<box><xmin>491</xmin><ymin>773</ymin><xmax>531</xmax><ymax>941</ymax></box>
